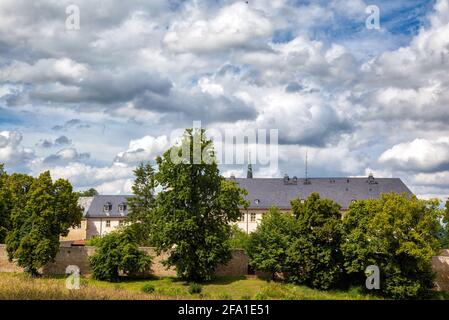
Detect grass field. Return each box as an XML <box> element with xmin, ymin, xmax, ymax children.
<box><xmin>2</xmin><ymin>272</ymin><xmax>449</xmax><ymax>300</ymax></box>
<box><xmin>0</xmin><ymin>272</ymin><xmax>382</xmax><ymax>300</ymax></box>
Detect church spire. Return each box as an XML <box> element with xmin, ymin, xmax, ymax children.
<box><xmin>247</xmin><ymin>151</ymin><xmax>253</xmax><ymax>179</ymax></box>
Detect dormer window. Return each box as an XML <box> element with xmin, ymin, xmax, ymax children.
<box><xmin>118</xmin><ymin>203</ymin><xmax>127</xmax><ymax>212</ymax></box>
<box><xmin>103</xmin><ymin>202</ymin><xmax>112</xmax><ymax>212</ymax></box>
<box><xmin>254</xmin><ymin>199</ymin><xmax>260</xmax><ymax>205</ymax></box>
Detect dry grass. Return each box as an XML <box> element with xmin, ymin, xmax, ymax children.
<box><xmin>0</xmin><ymin>273</ymin><xmax>163</xmax><ymax>300</ymax></box>
<box><xmin>0</xmin><ymin>272</ymin><xmax>382</xmax><ymax>300</ymax></box>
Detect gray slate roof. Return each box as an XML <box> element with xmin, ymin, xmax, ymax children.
<box><xmin>231</xmin><ymin>177</ymin><xmax>413</xmax><ymax>210</ymax></box>
<box><xmin>78</xmin><ymin>176</ymin><xmax>413</xmax><ymax>217</ymax></box>
<box><xmin>79</xmin><ymin>195</ymin><xmax>132</xmax><ymax>218</ymax></box>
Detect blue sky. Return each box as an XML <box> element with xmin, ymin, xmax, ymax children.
<box><xmin>0</xmin><ymin>0</ymin><xmax>448</xmax><ymax>198</ymax></box>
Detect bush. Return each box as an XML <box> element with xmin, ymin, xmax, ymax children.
<box><xmin>285</xmin><ymin>193</ymin><xmax>344</xmax><ymax>290</ymax></box>
<box><xmin>188</xmin><ymin>283</ymin><xmax>203</xmax><ymax>294</ymax></box>
<box><xmin>247</xmin><ymin>207</ymin><xmax>296</xmax><ymax>280</ymax></box>
<box><xmin>341</xmin><ymin>193</ymin><xmax>442</xmax><ymax>299</ymax></box>
<box><xmin>89</xmin><ymin>229</ymin><xmax>152</xmax><ymax>282</ymax></box>
<box><xmin>141</xmin><ymin>283</ymin><xmax>155</xmax><ymax>294</ymax></box>
<box><xmin>229</xmin><ymin>225</ymin><xmax>251</xmax><ymax>250</ymax></box>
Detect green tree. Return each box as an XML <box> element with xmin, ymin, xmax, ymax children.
<box><xmin>0</xmin><ymin>172</ymin><xmax>35</xmax><ymax>244</ymax></box>
<box><xmin>247</xmin><ymin>207</ymin><xmax>296</xmax><ymax>280</ymax></box>
<box><xmin>126</xmin><ymin>162</ymin><xmax>156</xmax><ymax>245</ymax></box>
<box><xmin>5</xmin><ymin>171</ymin><xmax>82</xmax><ymax>276</ymax></box>
<box><xmin>341</xmin><ymin>193</ymin><xmax>441</xmax><ymax>299</ymax></box>
<box><xmin>152</xmin><ymin>128</ymin><xmax>248</xmax><ymax>282</ymax></box>
<box><xmin>89</xmin><ymin>229</ymin><xmax>152</xmax><ymax>282</ymax></box>
<box><xmin>438</xmin><ymin>199</ymin><xmax>449</xmax><ymax>248</ymax></box>
<box><xmin>228</xmin><ymin>224</ymin><xmax>251</xmax><ymax>250</ymax></box>
<box><xmin>286</xmin><ymin>193</ymin><xmax>344</xmax><ymax>289</ymax></box>
<box><xmin>0</xmin><ymin>164</ymin><xmax>10</xmax><ymax>242</ymax></box>
<box><xmin>76</xmin><ymin>188</ymin><xmax>99</xmax><ymax>197</ymax></box>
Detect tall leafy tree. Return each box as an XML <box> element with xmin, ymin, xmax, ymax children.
<box><xmin>126</xmin><ymin>162</ymin><xmax>156</xmax><ymax>245</ymax></box>
<box><xmin>341</xmin><ymin>193</ymin><xmax>441</xmax><ymax>299</ymax></box>
<box><xmin>0</xmin><ymin>164</ymin><xmax>10</xmax><ymax>242</ymax></box>
<box><xmin>247</xmin><ymin>207</ymin><xmax>296</xmax><ymax>280</ymax></box>
<box><xmin>286</xmin><ymin>193</ymin><xmax>344</xmax><ymax>290</ymax></box>
<box><xmin>5</xmin><ymin>171</ymin><xmax>82</xmax><ymax>276</ymax></box>
<box><xmin>152</xmin><ymin>128</ymin><xmax>248</xmax><ymax>281</ymax></box>
<box><xmin>0</xmin><ymin>172</ymin><xmax>34</xmax><ymax>244</ymax></box>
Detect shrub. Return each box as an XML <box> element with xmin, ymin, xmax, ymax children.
<box><xmin>229</xmin><ymin>224</ymin><xmax>251</xmax><ymax>250</ymax></box>
<box><xmin>247</xmin><ymin>207</ymin><xmax>296</xmax><ymax>280</ymax></box>
<box><xmin>141</xmin><ymin>283</ymin><xmax>155</xmax><ymax>294</ymax></box>
<box><xmin>89</xmin><ymin>229</ymin><xmax>152</xmax><ymax>282</ymax></box>
<box><xmin>285</xmin><ymin>193</ymin><xmax>344</xmax><ymax>290</ymax></box>
<box><xmin>188</xmin><ymin>282</ymin><xmax>203</xmax><ymax>294</ymax></box>
<box><xmin>341</xmin><ymin>193</ymin><xmax>442</xmax><ymax>299</ymax></box>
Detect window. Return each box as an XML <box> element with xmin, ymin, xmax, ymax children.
<box><xmin>239</xmin><ymin>214</ymin><xmax>245</xmax><ymax>222</ymax></box>
<box><xmin>250</xmin><ymin>212</ymin><xmax>256</xmax><ymax>222</ymax></box>
<box><xmin>106</xmin><ymin>220</ymin><xmax>111</xmax><ymax>228</ymax></box>
<box><xmin>103</xmin><ymin>202</ymin><xmax>112</xmax><ymax>212</ymax></box>
<box><xmin>254</xmin><ymin>199</ymin><xmax>260</xmax><ymax>205</ymax></box>
<box><xmin>118</xmin><ymin>203</ymin><xmax>127</xmax><ymax>212</ymax></box>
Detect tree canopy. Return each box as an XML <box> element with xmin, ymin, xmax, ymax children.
<box><xmin>286</xmin><ymin>193</ymin><xmax>344</xmax><ymax>289</ymax></box>
<box><xmin>151</xmin><ymin>128</ymin><xmax>248</xmax><ymax>281</ymax></box>
<box><xmin>126</xmin><ymin>162</ymin><xmax>156</xmax><ymax>246</ymax></box>
<box><xmin>89</xmin><ymin>229</ymin><xmax>152</xmax><ymax>282</ymax></box>
<box><xmin>247</xmin><ymin>207</ymin><xmax>296</xmax><ymax>280</ymax></box>
<box><xmin>341</xmin><ymin>193</ymin><xmax>442</xmax><ymax>299</ymax></box>
<box><xmin>5</xmin><ymin>171</ymin><xmax>82</xmax><ymax>275</ymax></box>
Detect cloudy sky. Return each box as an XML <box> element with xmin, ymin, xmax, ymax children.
<box><xmin>0</xmin><ymin>0</ymin><xmax>448</xmax><ymax>199</ymax></box>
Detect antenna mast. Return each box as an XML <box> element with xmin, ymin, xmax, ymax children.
<box><xmin>304</xmin><ymin>149</ymin><xmax>311</xmax><ymax>185</ymax></box>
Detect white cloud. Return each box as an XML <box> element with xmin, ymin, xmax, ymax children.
<box><xmin>115</xmin><ymin>135</ymin><xmax>170</xmax><ymax>164</ymax></box>
<box><xmin>379</xmin><ymin>138</ymin><xmax>449</xmax><ymax>172</ymax></box>
<box><xmin>163</xmin><ymin>2</ymin><xmax>273</xmax><ymax>53</ymax></box>
<box><xmin>0</xmin><ymin>131</ymin><xmax>34</xmax><ymax>166</ymax></box>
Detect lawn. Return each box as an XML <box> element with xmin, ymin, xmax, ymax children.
<box><xmin>0</xmin><ymin>272</ymin><xmax>385</xmax><ymax>300</ymax></box>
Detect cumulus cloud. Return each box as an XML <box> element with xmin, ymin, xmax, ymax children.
<box><xmin>379</xmin><ymin>138</ymin><xmax>449</xmax><ymax>173</ymax></box>
<box><xmin>163</xmin><ymin>2</ymin><xmax>273</xmax><ymax>53</ymax></box>
<box><xmin>115</xmin><ymin>135</ymin><xmax>170</xmax><ymax>164</ymax></box>
<box><xmin>0</xmin><ymin>0</ymin><xmax>449</xmax><ymax>199</ymax></box>
<box><xmin>36</xmin><ymin>135</ymin><xmax>72</xmax><ymax>148</ymax></box>
<box><xmin>43</xmin><ymin>148</ymin><xmax>90</xmax><ymax>165</ymax></box>
<box><xmin>0</xmin><ymin>131</ymin><xmax>34</xmax><ymax>166</ymax></box>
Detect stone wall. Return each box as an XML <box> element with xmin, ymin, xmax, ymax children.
<box><xmin>0</xmin><ymin>245</ymin><xmax>247</xmax><ymax>278</ymax></box>
<box><xmin>1</xmin><ymin>244</ymin><xmax>449</xmax><ymax>290</ymax></box>
<box><xmin>432</xmin><ymin>250</ymin><xmax>449</xmax><ymax>291</ymax></box>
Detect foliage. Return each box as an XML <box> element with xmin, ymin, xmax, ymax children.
<box><xmin>89</xmin><ymin>229</ymin><xmax>152</xmax><ymax>282</ymax></box>
<box><xmin>151</xmin><ymin>128</ymin><xmax>248</xmax><ymax>282</ymax></box>
<box><xmin>341</xmin><ymin>193</ymin><xmax>442</xmax><ymax>299</ymax></box>
<box><xmin>437</xmin><ymin>200</ymin><xmax>449</xmax><ymax>248</ymax></box>
<box><xmin>126</xmin><ymin>162</ymin><xmax>156</xmax><ymax>245</ymax></box>
<box><xmin>0</xmin><ymin>164</ymin><xmax>10</xmax><ymax>243</ymax></box>
<box><xmin>228</xmin><ymin>224</ymin><xmax>251</xmax><ymax>250</ymax></box>
<box><xmin>76</xmin><ymin>188</ymin><xmax>99</xmax><ymax>197</ymax></box>
<box><xmin>141</xmin><ymin>283</ymin><xmax>155</xmax><ymax>294</ymax></box>
<box><xmin>5</xmin><ymin>171</ymin><xmax>82</xmax><ymax>275</ymax></box>
<box><xmin>188</xmin><ymin>282</ymin><xmax>203</xmax><ymax>294</ymax></box>
<box><xmin>247</xmin><ymin>207</ymin><xmax>296</xmax><ymax>279</ymax></box>
<box><xmin>285</xmin><ymin>193</ymin><xmax>344</xmax><ymax>290</ymax></box>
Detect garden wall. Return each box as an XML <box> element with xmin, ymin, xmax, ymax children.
<box><xmin>1</xmin><ymin>244</ymin><xmax>449</xmax><ymax>291</ymax></box>
<box><xmin>0</xmin><ymin>245</ymin><xmax>248</xmax><ymax>277</ymax></box>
